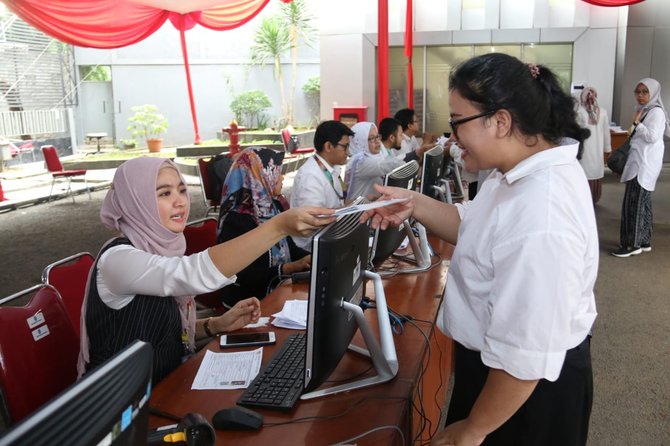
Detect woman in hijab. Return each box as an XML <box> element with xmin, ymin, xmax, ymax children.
<box><xmin>612</xmin><ymin>78</ymin><xmax>669</xmax><ymax>257</ymax></box>
<box><xmin>345</xmin><ymin>121</ymin><xmax>406</xmax><ymax>201</ymax></box>
<box><xmin>78</xmin><ymin>157</ymin><xmax>333</xmax><ymax>383</ymax></box>
<box><xmin>576</xmin><ymin>86</ymin><xmax>611</xmax><ymax>203</ymax></box>
<box><xmin>217</xmin><ymin>148</ymin><xmax>311</xmax><ymax>304</ymax></box>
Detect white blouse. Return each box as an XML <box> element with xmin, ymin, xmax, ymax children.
<box><xmin>621</xmin><ymin>107</ymin><xmax>666</xmax><ymax>191</ymax></box>
<box><xmin>576</xmin><ymin>107</ymin><xmax>611</xmax><ymax>180</ymax></box>
<box><xmin>437</xmin><ymin>140</ymin><xmax>598</xmax><ymax>382</ymax></box>
<box><xmin>97</xmin><ymin>244</ymin><xmax>235</xmax><ymax>310</ymax></box>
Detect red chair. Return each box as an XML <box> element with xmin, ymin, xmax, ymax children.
<box><xmin>41</xmin><ymin>252</ymin><xmax>95</xmax><ymax>337</ymax></box>
<box><xmin>281</xmin><ymin>128</ymin><xmax>314</xmax><ymax>155</ymax></box>
<box><xmin>184</xmin><ymin>218</ymin><xmax>225</xmax><ymax>313</ymax></box>
<box><xmin>42</xmin><ymin>145</ymin><xmax>90</xmax><ymax>203</ymax></box>
<box><xmin>197</xmin><ymin>157</ymin><xmax>220</xmax><ymax>217</ymax></box>
<box><xmin>0</xmin><ymin>284</ymin><xmax>80</xmax><ymax>425</ymax></box>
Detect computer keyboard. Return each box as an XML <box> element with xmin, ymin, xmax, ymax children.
<box><xmin>237</xmin><ymin>333</ymin><xmax>306</xmax><ymax>411</ymax></box>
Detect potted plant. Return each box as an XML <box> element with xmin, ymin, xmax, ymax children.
<box><xmin>127</xmin><ymin>104</ymin><xmax>168</xmax><ymax>152</ymax></box>
<box><xmin>120</xmin><ymin>138</ymin><xmax>136</xmax><ymax>150</ymax></box>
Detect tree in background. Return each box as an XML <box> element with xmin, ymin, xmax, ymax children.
<box><xmin>279</xmin><ymin>0</ymin><xmax>315</xmax><ymax>126</ymax></box>
<box><xmin>250</xmin><ymin>16</ymin><xmax>290</xmax><ymax>127</ymax></box>
<box><xmin>230</xmin><ymin>90</ymin><xmax>272</xmax><ymax>129</ymax></box>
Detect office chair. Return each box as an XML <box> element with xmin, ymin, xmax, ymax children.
<box><xmin>41</xmin><ymin>252</ymin><xmax>95</xmax><ymax>337</ymax></box>
<box><xmin>197</xmin><ymin>157</ymin><xmax>225</xmax><ymax>217</ymax></box>
<box><xmin>0</xmin><ymin>284</ymin><xmax>79</xmax><ymax>425</ymax></box>
<box><xmin>41</xmin><ymin>145</ymin><xmax>90</xmax><ymax>203</ymax></box>
<box><xmin>184</xmin><ymin>218</ymin><xmax>226</xmax><ymax>314</ymax></box>
<box><xmin>281</xmin><ymin>128</ymin><xmax>314</xmax><ymax>174</ymax></box>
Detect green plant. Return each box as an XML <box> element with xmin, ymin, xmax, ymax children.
<box><xmin>120</xmin><ymin>138</ymin><xmax>136</xmax><ymax>146</ymax></box>
<box><xmin>250</xmin><ymin>16</ymin><xmax>290</xmax><ymax>125</ymax></box>
<box><xmin>230</xmin><ymin>90</ymin><xmax>272</xmax><ymax>129</ymax></box>
<box><xmin>302</xmin><ymin>76</ymin><xmax>320</xmax><ymax>126</ymax></box>
<box><xmin>280</xmin><ymin>0</ymin><xmax>316</xmax><ymax>126</ymax></box>
<box><xmin>127</xmin><ymin>105</ymin><xmax>168</xmax><ymax>141</ymax></box>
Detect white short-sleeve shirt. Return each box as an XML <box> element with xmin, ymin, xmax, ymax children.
<box><xmin>437</xmin><ymin>140</ymin><xmax>598</xmax><ymax>381</ymax></box>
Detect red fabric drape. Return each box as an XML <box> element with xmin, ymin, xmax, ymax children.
<box><xmin>377</xmin><ymin>0</ymin><xmax>389</xmax><ymax>121</ymax></box>
<box><xmin>3</xmin><ymin>0</ymin><xmax>275</xmax><ymax>144</ymax></box>
<box><xmin>580</xmin><ymin>0</ymin><xmax>644</xmax><ymax>6</ymax></box>
<box><xmin>405</xmin><ymin>0</ymin><xmax>413</xmax><ymax>109</ymax></box>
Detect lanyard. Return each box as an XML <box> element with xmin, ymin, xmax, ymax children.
<box><xmin>313</xmin><ymin>155</ymin><xmax>346</xmax><ymax>200</ymax></box>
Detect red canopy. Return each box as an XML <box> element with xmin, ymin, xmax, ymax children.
<box><xmin>3</xmin><ymin>0</ymin><xmax>281</xmax><ymax>143</ymax></box>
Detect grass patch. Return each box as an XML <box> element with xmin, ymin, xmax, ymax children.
<box><xmin>81</xmin><ymin>149</ymin><xmax>177</xmax><ymax>161</ymax></box>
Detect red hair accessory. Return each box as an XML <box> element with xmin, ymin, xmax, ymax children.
<box><xmin>528</xmin><ymin>63</ymin><xmax>540</xmax><ymax>79</ymax></box>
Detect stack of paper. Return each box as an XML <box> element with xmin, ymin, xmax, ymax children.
<box><xmin>271</xmin><ymin>300</ymin><xmax>307</xmax><ymax>329</ymax></box>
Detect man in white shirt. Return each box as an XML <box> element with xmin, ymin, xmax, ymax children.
<box><xmin>393</xmin><ymin>108</ymin><xmax>437</xmax><ymax>160</ymax></box>
<box><xmin>289</xmin><ymin>120</ymin><xmax>353</xmax><ymax>250</ymax></box>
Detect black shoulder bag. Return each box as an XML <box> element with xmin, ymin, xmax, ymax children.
<box><xmin>607</xmin><ymin>108</ymin><xmax>653</xmax><ymax>174</ymax></box>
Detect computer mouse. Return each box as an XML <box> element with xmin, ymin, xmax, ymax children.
<box><xmin>212</xmin><ymin>406</ymin><xmax>264</xmax><ymax>431</ymax></box>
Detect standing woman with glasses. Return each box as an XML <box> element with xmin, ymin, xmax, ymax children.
<box><xmin>612</xmin><ymin>78</ymin><xmax>670</xmax><ymax>258</ymax></box>
<box><xmin>361</xmin><ymin>53</ymin><xmax>596</xmax><ymax>446</ymax></box>
<box><xmin>344</xmin><ymin>121</ymin><xmax>407</xmax><ymax>201</ymax></box>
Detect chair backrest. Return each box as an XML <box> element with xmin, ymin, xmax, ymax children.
<box><xmin>0</xmin><ymin>284</ymin><xmax>80</xmax><ymax>425</ymax></box>
<box><xmin>197</xmin><ymin>157</ymin><xmax>218</xmax><ymax>206</ymax></box>
<box><xmin>280</xmin><ymin>128</ymin><xmax>298</xmax><ymax>153</ymax></box>
<box><xmin>41</xmin><ymin>145</ymin><xmax>63</xmax><ymax>172</ymax></box>
<box><xmin>184</xmin><ymin>218</ymin><xmax>218</xmax><ymax>256</ymax></box>
<box><xmin>41</xmin><ymin>252</ymin><xmax>95</xmax><ymax>337</ymax></box>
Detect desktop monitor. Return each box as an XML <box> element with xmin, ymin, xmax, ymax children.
<box><xmin>420</xmin><ymin>145</ymin><xmax>445</xmax><ymax>200</ymax></box>
<box><xmin>0</xmin><ymin>341</ymin><xmax>153</xmax><ymax>446</ymax></box>
<box><xmin>369</xmin><ymin>160</ymin><xmax>419</xmax><ymax>266</ymax></box>
<box><xmin>302</xmin><ymin>211</ymin><xmax>398</xmax><ymax>399</ymax></box>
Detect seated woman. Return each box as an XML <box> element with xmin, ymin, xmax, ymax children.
<box><xmin>78</xmin><ymin>157</ymin><xmax>332</xmax><ymax>384</ymax></box>
<box><xmin>217</xmin><ymin>147</ymin><xmax>311</xmax><ymax>306</ymax></box>
<box><xmin>345</xmin><ymin>121</ymin><xmax>407</xmax><ymax>201</ymax></box>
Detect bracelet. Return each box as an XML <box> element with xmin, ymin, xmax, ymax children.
<box><xmin>203</xmin><ymin>317</ymin><xmax>215</xmax><ymax>337</ymax></box>
<box><xmin>634</xmin><ymin>121</ymin><xmax>640</xmax><ymax>126</ymax></box>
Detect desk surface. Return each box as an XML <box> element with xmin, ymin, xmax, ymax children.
<box><xmin>149</xmin><ymin>238</ymin><xmax>453</xmax><ymax>445</ymax></box>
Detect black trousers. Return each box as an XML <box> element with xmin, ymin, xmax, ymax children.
<box><xmin>446</xmin><ymin>337</ymin><xmax>593</xmax><ymax>446</ymax></box>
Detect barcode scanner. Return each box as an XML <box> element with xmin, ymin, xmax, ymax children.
<box><xmin>147</xmin><ymin>413</ymin><xmax>215</xmax><ymax>445</ymax></box>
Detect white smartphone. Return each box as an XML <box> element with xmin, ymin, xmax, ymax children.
<box><xmin>219</xmin><ymin>331</ymin><xmax>276</xmax><ymax>348</ymax></box>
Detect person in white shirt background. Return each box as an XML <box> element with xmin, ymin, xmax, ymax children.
<box><xmin>393</xmin><ymin>108</ymin><xmax>437</xmax><ymax>160</ymax></box>
<box><xmin>289</xmin><ymin>120</ymin><xmax>353</xmax><ymax>250</ymax></box>
<box><xmin>575</xmin><ymin>86</ymin><xmax>611</xmax><ymax>204</ymax></box>
<box><xmin>344</xmin><ymin>121</ymin><xmax>407</xmax><ymax>201</ymax></box>
<box><xmin>362</xmin><ymin>53</ymin><xmax>596</xmax><ymax>446</ymax></box>
<box><xmin>612</xmin><ymin>78</ymin><xmax>670</xmax><ymax>258</ymax></box>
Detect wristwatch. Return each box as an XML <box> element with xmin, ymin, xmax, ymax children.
<box><xmin>634</xmin><ymin>120</ymin><xmax>640</xmax><ymax>126</ymax></box>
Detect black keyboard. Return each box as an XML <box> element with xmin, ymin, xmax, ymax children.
<box><xmin>237</xmin><ymin>333</ymin><xmax>306</xmax><ymax>411</ymax></box>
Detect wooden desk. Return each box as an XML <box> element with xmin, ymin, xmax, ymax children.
<box><xmin>149</xmin><ymin>238</ymin><xmax>454</xmax><ymax>445</ymax></box>
<box><xmin>606</xmin><ymin>130</ymin><xmax>628</xmax><ymax>164</ymax></box>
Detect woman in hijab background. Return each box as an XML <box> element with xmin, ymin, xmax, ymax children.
<box><xmin>78</xmin><ymin>157</ymin><xmax>332</xmax><ymax>383</ymax></box>
<box><xmin>345</xmin><ymin>121</ymin><xmax>406</xmax><ymax>201</ymax></box>
<box><xmin>612</xmin><ymin>78</ymin><xmax>670</xmax><ymax>258</ymax></box>
<box><xmin>217</xmin><ymin>147</ymin><xmax>311</xmax><ymax>305</ymax></box>
<box><xmin>576</xmin><ymin>86</ymin><xmax>611</xmax><ymax>203</ymax></box>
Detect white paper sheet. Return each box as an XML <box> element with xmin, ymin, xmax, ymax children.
<box><xmin>244</xmin><ymin>316</ymin><xmax>270</xmax><ymax>329</ymax></box>
<box><xmin>271</xmin><ymin>299</ymin><xmax>307</xmax><ymax>330</ymax></box>
<box><xmin>191</xmin><ymin>348</ymin><xmax>263</xmax><ymax>390</ymax></box>
<box><xmin>318</xmin><ymin>197</ymin><xmax>409</xmax><ymax>218</ymax></box>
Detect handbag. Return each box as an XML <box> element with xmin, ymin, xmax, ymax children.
<box><xmin>606</xmin><ymin>107</ymin><xmax>654</xmax><ymax>174</ymax></box>
<box><xmin>607</xmin><ymin>137</ymin><xmax>631</xmax><ymax>174</ymax></box>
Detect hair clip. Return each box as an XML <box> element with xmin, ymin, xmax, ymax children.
<box><xmin>528</xmin><ymin>63</ymin><xmax>540</xmax><ymax>79</ymax></box>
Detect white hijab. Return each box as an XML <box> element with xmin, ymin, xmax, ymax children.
<box><xmin>636</xmin><ymin>78</ymin><xmax>670</xmax><ymax>136</ymax></box>
<box><xmin>345</xmin><ymin>122</ymin><xmax>380</xmax><ymax>190</ymax></box>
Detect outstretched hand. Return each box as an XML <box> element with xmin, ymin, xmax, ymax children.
<box><xmin>360</xmin><ymin>184</ymin><xmax>415</xmax><ymax>230</ymax></box>
<box><xmin>276</xmin><ymin>206</ymin><xmax>337</xmax><ymax>236</ymax></box>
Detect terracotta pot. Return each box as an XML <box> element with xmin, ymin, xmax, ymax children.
<box><xmin>147</xmin><ymin>138</ymin><xmax>163</xmax><ymax>152</ymax></box>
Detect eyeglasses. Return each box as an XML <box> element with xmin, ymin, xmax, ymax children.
<box><xmin>634</xmin><ymin>89</ymin><xmax>649</xmax><ymax>95</ymax></box>
<box><xmin>334</xmin><ymin>142</ymin><xmax>349</xmax><ymax>150</ymax></box>
<box><xmin>449</xmin><ymin>110</ymin><xmax>497</xmax><ymax>139</ymax></box>
<box><xmin>367</xmin><ymin>135</ymin><xmax>381</xmax><ymax>142</ymax></box>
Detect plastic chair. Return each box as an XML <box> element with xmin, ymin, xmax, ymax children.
<box><xmin>197</xmin><ymin>157</ymin><xmax>222</xmax><ymax>217</ymax></box>
<box><xmin>41</xmin><ymin>145</ymin><xmax>90</xmax><ymax>203</ymax></box>
<box><xmin>0</xmin><ymin>284</ymin><xmax>80</xmax><ymax>425</ymax></box>
<box><xmin>280</xmin><ymin>128</ymin><xmax>314</xmax><ymax>155</ymax></box>
<box><xmin>184</xmin><ymin>218</ymin><xmax>225</xmax><ymax>313</ymax></box>
<box><xmin>41</xmin><ymin>252</ymin><xmax>95</xmax><ymax>337</ymax></box>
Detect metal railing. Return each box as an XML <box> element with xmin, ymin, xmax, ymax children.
<box><xmin>0</xmin><ymin>109</ymin><xmax>66</xmax><ymax>137</ymax></box>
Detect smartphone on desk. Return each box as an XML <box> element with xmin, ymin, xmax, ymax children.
<box><xmin>220</xmin><ymin>332</ymin><xmax>276</xmax><ymax>348</ymax></box>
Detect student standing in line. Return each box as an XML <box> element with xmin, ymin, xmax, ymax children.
<box><xmin>612</xmin><ymin>78</ymin><xmax>669</xmax><ymax>258</ymax></box>
<box><xmin>363</xmin><ymin>53</ymin><xmax>596</xmax><ymax>446</ymax></box>
<box><xmin>78</xmin><ymin>157</ymin><xmax>333</xmax><ymax>384</ymax></box>
<box><xmin>289</xmin><ymin>120</ymin><xmax>353</xmax><ymax>250</ymax></box>
<box><xmin>576</xmin><ymin>86</ymin><xmax>611</xmax><ymax>204</ymax></box>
